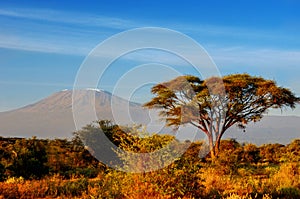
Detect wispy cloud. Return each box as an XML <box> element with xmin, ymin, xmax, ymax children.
<box><xmin>0</xmin><ymin>33</ymin><xmax>92</xmax><ymax>55</ymax></box>
<box><xmin>0</xmin><ymin>80</ymin><xmax>72</xmax><ymax>88</ymax></box>
<box><xmin>175</xmin><ymin>23</ymin><xmax>292</xmax><ymax>41</ymax></box>
<box><xmin>0</xmin><ymin>7</ymin><xmax>140</xmax><ymax>29</ymax></box>
<box><xmin>1</xmin><ymin>6</ymin><xmax>300</xmax><ymax>67</ymax></box>
<box><xmin>209</xmin><ymin>46</ymin><xmax>300</xmax><ymax>71</ymax></box>
<box><xmin>0</xmin><ymin>7</ymin><xmax>144</xmax><ymax>55</ymax></box>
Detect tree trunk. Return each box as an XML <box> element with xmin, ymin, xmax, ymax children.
<box><xmin>208</xmin><ymin>134</ymin><xmax>216</xmax><ymax>159</ymax></box>
<box><xmin>210</xmin><ymin>148</ymin><xmax>216</xmax><ymax>159</ymax></box>
<box><xmin>215</xmin><ymin>139</ymin><xmax>220</xmax><ymax>157</ymax></box>
<box><xmin>215</xmin><ymin>130</ymin><xmax>225</xmax><ymax>157</ymax></box>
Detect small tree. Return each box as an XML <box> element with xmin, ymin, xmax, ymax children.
<box><xmin>144</xmin><ymin>74</ymin><xmax>299</xmax><ymax>158</ymax></box>
<box><xmin>8</xmin><ymin>137</ymin><xmax>49</xmax><ymax>179</ymax></box>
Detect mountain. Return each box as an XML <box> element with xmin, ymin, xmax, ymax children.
<box><xmin>0</xmin><ymin>89</ymin><xmax>150</xmax><ymax>139</ymax></box>
<box><xmin>0</xmin><ymin>89</ymin><xmax>299</xmax><ymax>145</ymax></box>
<box><xmin>224</xmin><ymin>115</ymin><xmax>300</xmax><ymax>145</ymax></box>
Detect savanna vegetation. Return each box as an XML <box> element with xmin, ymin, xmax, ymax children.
<box><xmin>0</xmin><ymin>74</ymin><xmax>299</xmax><ymax>198</ymax></box>
<box><xmin>0</xmin><ymin>121</ymin><xmax>300</xmax><ymax>198</ymax></box>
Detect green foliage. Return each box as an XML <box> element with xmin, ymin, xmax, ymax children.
<box><xmin>0</xmin><ymin>136</ymin><xmax>102</xmax><ymax>180</ymax></box>
<box><xmin>7</xmin><ymin>137</ymin><xmax>49</xmax><ymax>179</ymax></box>
<box><xmin>46</xmin><ymin>138</ymin><xmax>101</xmax><ymax>178</ymax></box>
<box><xmin>259</xmin><ymin>143</ymin><xmax>285</xmax><ymax>164</ymax></box>
<box><xmin>56</xmin><ymin>177</ymin><xmax>89</xmax><ymax>197</ymax></box>
<box><xmin>210</xmin><ymin>139</ymin><xmax>242</xmax><ymax>175</ymax></box>
<box><xmin>0</xmin><ymin>163</ymin><xmax>5</xmax><ymax>182</ymax></box>
<box><xmin>284</xmin><ymin>139</ymin><xmax>300</xmax><ymax>162</ymax></box>
<box><xmin>117</xmin><ymin>127</ymin><xmax>183</xmax><ymax>172</ymax></box>
<box><xmin>242</xmin><ymin>144</ymin><xmax>261</xmax><ymax>164</ymax></box>
<box><xmin>278</xmin><ymin>187</ymin><xmax>300</xmax><ymax>198</ymax></box>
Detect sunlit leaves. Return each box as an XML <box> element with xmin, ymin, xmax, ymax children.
<box><xmin>144</xmin><ymin>74</ymin><xmax>299</xmax><ymax>157</ymax></box>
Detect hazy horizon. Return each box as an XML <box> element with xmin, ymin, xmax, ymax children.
<box><xmin>0</xmin><ymin>1</ymin><xmax>300</xmax><ymax>117</ymax></box>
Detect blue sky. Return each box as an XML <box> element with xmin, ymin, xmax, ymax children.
<box><xmin>0</xmin><ymin>0</ymin><xmax>300</xmax><ymax>115</ymax></box>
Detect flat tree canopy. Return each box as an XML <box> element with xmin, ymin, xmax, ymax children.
<box><xmin>144</xmin><ymin>74</ymin><xmax>299</xmax><ymax>158</ymax></box>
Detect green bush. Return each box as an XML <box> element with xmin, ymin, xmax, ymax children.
<box><xmin>0</xmin><ymin>163</ymin><xmax>5</xmax><ymax>182</ymax></box>
<box><xmin>278</xmin><ymin>187</ymin><xmax>300</xmax><ymax>198</ymax></box>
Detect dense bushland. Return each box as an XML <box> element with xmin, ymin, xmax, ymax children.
<box><xmin>0</xmin><ymin>122</ymin><xmax>299</xmax><ymax>198</ymax></box>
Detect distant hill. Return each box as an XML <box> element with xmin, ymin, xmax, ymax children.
<box><xmin>225</xmin><ymin>115</ymin><xmax>300</xmax><ymax>145</ymax></box>
<box><xmin>0</xmin><ymin>89</ymin><xmax>150</xmax><ymax>139</ymax></box>
<box><xmin>0</xmin><ymin>89</ymin><xmax>299</xmax><ymax>145</ymax></box>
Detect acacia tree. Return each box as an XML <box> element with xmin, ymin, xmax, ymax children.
<box><xmin>144</xmin><ymin>74</ymin><xmax>299</xmax><ymax>158</ymax></box>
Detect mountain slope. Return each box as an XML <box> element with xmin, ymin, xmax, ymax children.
<box><xmin>225</xmin><ymin>115</ymin><xmax>300</xmax><ymax>145</ymax></box>
<box><xmin>0</xmin><ymin>89</ymin><xmax>149</xmax><ymax>138</ymax></box>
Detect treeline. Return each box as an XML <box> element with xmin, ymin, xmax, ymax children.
<box><xmin>0</xmin><ymin>136</ymin><xmax>101</xmax><ymax>180</ymax></box>
<box><xmin>0</xmin><ymin>121</ymin><xmax>299</xmax><ymax>198</ymax></box>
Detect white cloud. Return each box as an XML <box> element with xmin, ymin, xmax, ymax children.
<box><xmin>0</xmin><ymin>7</ymin><xmax>143</xmax><ymax>55</ymax></box>
<box><xmin>210</xmin><ymin>47</ymin><xmax>300</xmax><ymax>67</ymax></box>
<box><xmin>0</xmin><ymin>80</ymin><xmax>72</xmax><ymax>87</ymax></box>
<box><xmin>0</xmin><ymin>34</ymin><xmax>92</xmax><ymax>55</ymax></box>
<box><xmin>0</xmin><ymin>7</ymin><xmax>140</xmax><ymax>29</ymax></box>
<box><xmin>0</xmin><ymin>7</ymin><xmax>300</xmax><ymax>71</ymax></box>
